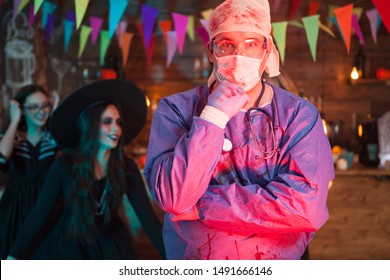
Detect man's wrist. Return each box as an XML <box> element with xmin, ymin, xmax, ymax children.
<box><xmin>200</xmin><ymin>105</ymin><xmax>230</xmax><ymax>129</ymax></box>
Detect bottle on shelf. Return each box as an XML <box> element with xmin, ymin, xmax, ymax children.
<box><xmin>357</xmin><ymin>114</ymin><xmax>379</xmax><ymax>167</ymax></box>
<box><xmin>356</xmin><ymin>44</ymin><xmax>366</xmax><ymax>79</ymax></box>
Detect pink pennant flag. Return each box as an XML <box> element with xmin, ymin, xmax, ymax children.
<box><xmin>195</xmin><ymin>26</ymin><xmax>209</xmax><ymax>46</ymax></box>
<box><xmin>172</xmin><ymin>12</ymin><xmax>189</xmax><ymax>54</ymax></box>
<box><xmin>166</xmin><ymin>31</ymin><xmax>177</xmax><ymax>67</ymax></box>
<box><xmin>372</xmin><ymin>0</ymin><xmax>390</xmax><ymax>33</ymax></box>
<box><xmin>366</xmin><ymin>8</ymin><xmax>380</xmax><ymax>43</ymax></box>
<box><xmin>90</xmin><ymin>16</ymin><xmax>104</xmax><ymax>45</ymax></box>
<box><xmin>159</xmin><ymin>20</ymin><xmax>172</xmax><ymax>45</ymax></box>
<box><xmin>115</xmin><ymin>21</ymin><xmax>128</xmax><ymax>48</ymax></box>
<box><xmin>28</xmin><ymin>3</ymin><xmax>35</xmax><ymax>29</ymax></box>
<box><xmin>334</xmin><ymin>4</ymin><xmax>353</xmax><ymax>54</ymax></box>
<box><xmin>289</xmin><ymin>0</ymin><xmax>301</xmax><ymax>20</ymax></box>
<box><xmin>272</xmin><ymin>0</ymin><xmax>282</xmax><ymax>13</ymax></box>
<box><xmin>200</xmin><ymin>19</ymin><xmax>209</xmax><ymax>33</ymax></box>
<box><xmin>141</xmin><ymin>5</ymin><xmax>158</xmax><ymax>49</ymax></box>
<box><xmin>352</xmin><ymin>14</ymin><xmax>365</xmax><ymax>45</ymax></box>
<box><xmin>366</xmin><ymin>8</ymin><xmax>379</xmax><ymax>44</ymax></box>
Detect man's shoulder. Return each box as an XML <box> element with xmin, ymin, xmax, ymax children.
<box><xmin>158</xmin><ymin>85</ymin><xmax>208</xmax><ymax>116</ymax></box>
<box><xmin>273</xmin><ymin>85</ymin><xmax>317</xmax><ymax>113</ymax></box>
<box><xmin>162</xmin><ymin>85</ymin><xmax>206</xmax><ymax>103</ymax></box>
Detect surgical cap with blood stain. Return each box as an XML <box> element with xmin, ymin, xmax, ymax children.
<box><xmin>208</xmin><ymin>0</ymin><xmax>280</xmax><ymax>77</ymax></box>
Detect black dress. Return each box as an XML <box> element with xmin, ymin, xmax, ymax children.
<box><xmin>0</xmin><ymin>131</ymin><xmax>57</xmax><ymax>259</ymax></box>
<box><xmin>8</xmin><ymin>153</ymin><xmax>165</xmax><ymax>259</ymax></box>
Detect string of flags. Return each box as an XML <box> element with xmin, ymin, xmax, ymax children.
<box><xmin>5</xmin><ymin>0</ymin><xmax>390</xmax><ymax>68</ymax></box>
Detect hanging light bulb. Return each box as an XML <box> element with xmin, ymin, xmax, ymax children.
<box><xmin>350</xmin><ymin>67</ymin><xmax>360</xmax><ymax>80</ymax></box>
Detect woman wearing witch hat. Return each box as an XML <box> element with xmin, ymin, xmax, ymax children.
<box><xmin>6</xmin><ymin>79</ymin><xmax>165</xmax><ymax>259</ymax></box>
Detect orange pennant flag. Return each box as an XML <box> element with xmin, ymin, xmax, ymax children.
<box><xmin>334</xmin><ymin>4</ymin><xmax>353</xmax><ymax>54</ymax></box>
<box><xmin>121</xmin><ymin>32</ymin><xmax>134</xmax><ymax>68</ymax></box>
<box><xmin>159</xmin><ymin>20</ymin><xmax>172</xmax><ymax>45</ymax></box>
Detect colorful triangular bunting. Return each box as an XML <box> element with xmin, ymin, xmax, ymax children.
<box><xmin>334</xmin><ymin>4</ymin><xmax>353</xmax><ymax>54</ymax></box>
<box><xmin>141</xmin><ymin>5</ymin><xmax>158</xmax><ymax>48</ymax></box>
<box><xmin>272</xmin><ymin>21</ymin><xmax>288</xmax><ymax>64</ymax></box>
<box><xmin>302</xmin><ymin>15</ymin><xmax>320</xmax><ymax>61</ymax></box>
<box><xmin>90</xmin><ymin>16</ymin><xmax>104</xmax><ymax>45</ymax></box>
<box><xmin>75</xmin><ymin>0</ymin><xmax>90</xmax><ymax>29</ymax></box>
<box><xmin>121</xmin><ymin>32</ymin><xmax>134</xmax><ymax>67</ymax></box>
<box><xmin>78</xmin><ymin>25</ymin><xmax>92</xmax><ymax>58</ymax></box>
<box><xmin>167</xmin><ymin>31</ymin><xmax>177</xmax><ymax>67</ymax></box>
<box><xmin>172</xmin><ymin>12</ymin><xmax>188</xmax><ymax>54</ymax></box>
<box><xmin>100</xmin><ymin>30</ymin><xmax>111</xmax><ymax>65</ymax></box>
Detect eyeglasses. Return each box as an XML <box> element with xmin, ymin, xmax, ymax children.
<box><xmin>245</xmin><ymin>107</ymin><xmax>278</xmax><ymax>159</ymax></box>
<box><xmin>24</xmin><ymin>102</ymin><xmax>52</xmax><ymax>114</ymax></box>
<box><xmin>212</xmin><ymin>38</ymin><xmax>267</xmax><ymax>58</ymax></box>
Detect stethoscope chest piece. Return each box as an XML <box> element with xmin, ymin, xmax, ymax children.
<box><xmin>223</xmin><ymin>138</ymin><xmax>233</xmax><ymax>152</ymax></box>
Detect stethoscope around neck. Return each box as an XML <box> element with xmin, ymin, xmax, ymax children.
<box><xmin>223</xmin><ymin>80</ymin><xmax>280</xmax><ymax>159</ymax></box>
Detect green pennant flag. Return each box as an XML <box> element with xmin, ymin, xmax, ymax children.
<box><xmin>78</xmin><ymin>25</ymin><xmax>92</xmax><ymax>58</ymax></box>
<box><xmin>272</xmin><ymin>21</ymin><xmax>288</xmax><ymax>64</ymax></box>
<box><xmin>302</xmin><ymin>14</ymin><xmax>320</xmax><ymax>62</ymax></box>
<box><xmin>34</xmin><ymin>0</ymin><xmax>43</xmax><ymax>15</ymax></box>
<box><xmin>100</xmin><ymin>30</ymin><xmax>111</xmax><ymax>65</ymax></box>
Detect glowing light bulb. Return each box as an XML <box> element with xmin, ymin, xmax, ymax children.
<box><xmin>322</xmin><ymin>119</ymin><xmax>328</xmax><ymax>136</ymax></box>
<box><xmin>358</xmin><ymin>124</ymin><xmax>363</xmax><ymax>138</ymax></box>
<box><xmin>350</xmin><ymin>67</ymin><xmax>359</xmax><ymax>80</ymax></box>
<box><xmin>145</xmin><ymin>95</ymin><xmax>151</xmax><ymax>107</ymax></box>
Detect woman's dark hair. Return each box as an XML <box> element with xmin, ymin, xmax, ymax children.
<box><xmin>13</xmin><ymin>84</ymin><xmax>50</xmax><ymax>131</ymax></box>
<box><xmin>68</xmin><ymin>101</ymin><xmax>129</xmax><ymax>241</ymax></box>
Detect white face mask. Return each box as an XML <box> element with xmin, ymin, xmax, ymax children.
<box><xmin>215</xmin><ymin>54</ymin><xmax>264</xmax><ymax>91</ymax></box>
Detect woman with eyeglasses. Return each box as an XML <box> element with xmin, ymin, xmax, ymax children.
<box><xmin>144</xmin><ymin>0</ymin><xmax>334</xmax><ymax>260</ymax></box>
<box><xmin>6</xmin><ymin>79</ymin><xmax>165</xmax><ymax>260</ymax></box>
<box><xmin>0</xmin><ymin>84</ymin><xmax>58</xmax><ymax>259</ymax></box>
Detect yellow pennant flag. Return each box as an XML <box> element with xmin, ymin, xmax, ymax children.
<box><xmin>187</xmin><ymin>15</ymin><xmax>195</xmax><ymax>42</ymax></box>
<box><xmin>75</xmin><ymin>0</ymin><xmax>90</xmax><ymax>29</ymax></box>
<box><xmin>78</xmin><ymin>25</ymin><xmax>92</xmax><ymax>58</ymax></box>
<box><xmin>201</xmin><ymin>8</ymin><xmax>213</xmax><ymax>20</ymax></box>
<box><xmin>18</xmin><ymin>0</ymin><xmax>31</xmax><ymax>13</ymax></box>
